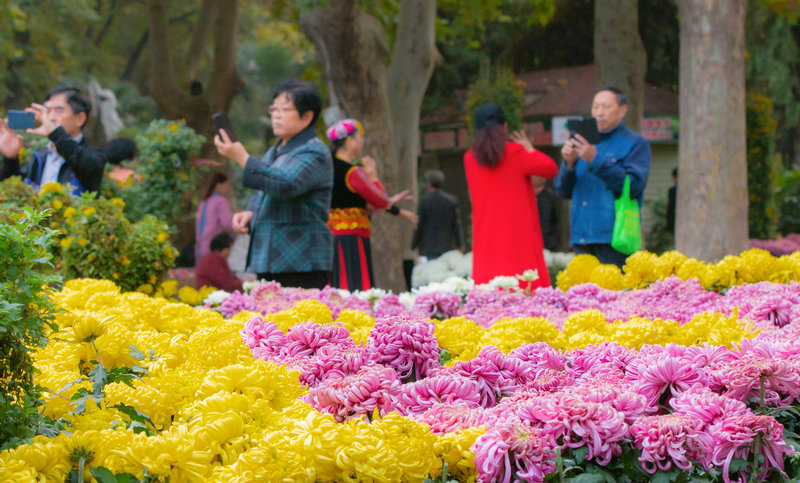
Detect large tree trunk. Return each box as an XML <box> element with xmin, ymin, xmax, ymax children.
<box><xmin>594</xmin><ymin>0</ymin><xmax>646</xmax><ymax>132</ymax></box>
<box><xmin>675</xmin><ymin>0</ymin><xmax>748</xmax><ymax>261</ymax></box>
<box><xmin>145</xmin><ymin>0</ymin><xmax>243</xmax><ymax>140</ymax></box>
<box><xmin>300</xmin><ymin>0</ymin><xmax>438</xmax><ymax>291</ymax></box>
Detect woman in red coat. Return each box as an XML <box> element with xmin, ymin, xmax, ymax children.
<box><xmin>464</xmin><ymin>102</ymin><xmax>558</xmax><ymax>289</ymax></box>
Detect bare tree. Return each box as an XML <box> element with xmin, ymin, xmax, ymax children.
<box><xmin>674</xmin><ymin>0</ymin><xmax>748</xmax><ymax>260</ymax></box>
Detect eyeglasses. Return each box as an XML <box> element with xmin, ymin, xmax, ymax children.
<box><xmin>268</xmin><ymin>105</ymin><xmax>296</xmax><ymax>116</ymax></box>
<box><xmin>42</xmin><ymin>104</ymin><xmax>67</xmax><ymax>113</ymax></box>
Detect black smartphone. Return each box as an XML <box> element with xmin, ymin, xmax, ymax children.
<box><xmin>7</xmin><ymin>110</ymin><xmax>35</xmax><ymax>130</ymax></box>
<box><xmin>212</xmin><ymin>112</ymin><xmax>237</xmax><ymax>142</ymax></box>
<box><xmin>567</xmin><ymin>118</ymin><xmax>600</xmax><ymax>145</ymax></box>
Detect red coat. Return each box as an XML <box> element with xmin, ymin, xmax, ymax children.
<box><xmin>195</xmin><ymin>251</ymin><xmax>244</xmax><ymax>293</ymax></box>
<box><xmin>464</xmin><ymin>142</ymin><xmax>558</xmax><ymax>287</ymax></box>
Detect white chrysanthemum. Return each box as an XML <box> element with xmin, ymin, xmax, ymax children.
<box><xmin>242</xmin><ymin>281</ymin><xmax>257</xmax><ymax>293</ymax></box>
<box><xmin>441</xmin><ymin>276</ymin><xmax>474</xmax><ymax>296</ymax></box>
<box><xmin>397</xmin><ymin>292</ymin><xmax>416</xmax><ymax>310</ymax></box>
<box><xmin>516</xmin><ymin>269</ymin><xmax>539</xmax><ymax>282</ymax></box>
<box><xmin>204</xmin><ymin>290</ymin><xmax>230</xmax><ymax>306</ymax></box>
<box><xmin>353</xmin><ymin>287</ymin><xmax>388</xmax><ymax>304</ymax></box>
<box><xmin>485</xmin><ymin>275</ymin><xmax>519</xmax><ymax>291</ymax></box>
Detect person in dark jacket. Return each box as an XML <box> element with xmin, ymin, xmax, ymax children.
<box><xmin>411</xmin><ymin>169</ymin><xmax>465</xmax><ymax>260</ymax></box>
<box><xmin>195</xmin><ymin>233</ymin><xmax>244</xmax><ymax>292</ymax></box>
<box><xmin>533</xmin><ymin>176</ymin><xmax>560</xmax><ymax>252</ymax></box>
<box><xmin>0</xmin><ymin>86</ymin><xmax>107</xmax><ymax>195</ymax></box>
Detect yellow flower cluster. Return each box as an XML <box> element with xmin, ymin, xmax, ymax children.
<box><xmin>436</xmin><ymin>308</ymin><xmax>755</xmax><ymax>363</ymax></box>
<box><xmin>557</xmin><ymin>249</ymin><xmax>800</xmax><ymax>291</ymax></box>
<box><xmin>1</xmin><ymin>279</ymin><xmax>480</xmax><ymax>482</ymax></box>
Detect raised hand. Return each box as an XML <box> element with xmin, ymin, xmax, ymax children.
<box><xmin>0</xmin><ymin>119</ymin><xmax>24</xmax><ymax>158</ymax></box>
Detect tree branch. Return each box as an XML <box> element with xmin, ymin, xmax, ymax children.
<box><xmin>146</xmin><ymin>0</ymin><xmax>193</xmax><ymax>114</ymax></box>
<box><xmin>185</xmin><ymin>0</ymin><xmax>218</xmax><ymax>80</ymax></box>
<box><xmin>207</xmin><ymin>0</ymin><xmax>244</xmax><ymax>112</ymax></box>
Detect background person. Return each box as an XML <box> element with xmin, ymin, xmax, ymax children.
<box><xmin>464</xmin><ymin>102</ymin><xmax>558</xmax><ymax>289</ymax></box>
<box><xmin>326</xmin><ymin>118</ymin><xmax>417</xmax><ymax>291</ymax></box>
<box><xmin>533</xmin><ymin>176</ymin><xmax>560</xmax><ymax>252</ymax></box>
<box><xmin>195</xmin><ymin>233</ymin><xmax>244</xmax><ymax>292</ymax></box>
<box><xmin>104</xmin><ymin>137</ymin><xmax>138</xmax><ymax>184</ymax></box>
<box><xmin>411</xmin><ymin>169</ymin><xmax>465</xmax><ymax>260</ymax></box>
<box><xmin>214</xmin><ymin>79</ymin><xmax>333</xmax><ymax>289</ymax></box>
<box><xmin>553</xmin><ymin>87</ymin><xmax>651</xmax><ymax>268</ymax></box>
<box><xmin>195</xmin><ymin>172</ymin><xmax>234</xmax><ymax>263</ymax></box>
<box><xmin>0</xmin><ymin>86</ymin><xmax>106</xmax><ymax>195</ymax></box>
<box><xmin>666</xmin><ymin>167</ymin><xmax>677</xmax><ymax>234</ymax></box>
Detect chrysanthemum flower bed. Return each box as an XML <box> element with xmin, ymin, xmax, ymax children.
<box><xmin>3</xmin><ymin>248</ymin><xmax>800</xmax><ymax>482</ymax></box>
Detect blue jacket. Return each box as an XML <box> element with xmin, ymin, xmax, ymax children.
<box><xmin>243</xmin><ymin>126</ymin><xmax>333</xmax><ymax>274</ymax></box>
<box><xmin>553</xmin><ymin>122</ymin><xmax>651</xmax><ymax>245</ymax></box>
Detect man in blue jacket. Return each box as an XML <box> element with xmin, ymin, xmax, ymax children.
<box><xmin>554</xmin><ymin>87</ymin><xmax>651</xmax><ymax>268</ymax></box>
<box><xmin>214</xmin><ymin>79</ymin><xmax>333</xmax><ymax>289</ymax></box>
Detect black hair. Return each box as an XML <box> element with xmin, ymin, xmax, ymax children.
<box><xmin>46</xmin><ymin>86</ymin><xmax>91</xmax><ymax>127</ymax></box>
<box><xmin>329</xmin><ymin>137</ymin><xmax>348</xmax><ymax>157</ymax></box>
<box><xmin>672</xmin><ymin>167</ymin><xmax>678</xmax><ymax>178</ymax></box>
<box><xmin>470</xmin><ymin>123</ymin><xmax>508</xmax><ymax>168</ymax></box>
<box><xmin>104</xmin><ymin>138</ymin><xmax>137</xmax><ymax>165</ymax></box>
<box><xmin>273</xmin><ymin>79</ymin><xmax>322</xmax><ymax>126</ymax></box>
<box><xmin>203</xmin><ymin>172</ymin><xmax>229</xmax><ymax>201</ymax></box>
<box><xmin>210</xmin><ymin>233</ymin><xmax>234</xmax><ymax>252</ymax></box>
<box><xmin>597</xmin><ymin>86</ymin><xmax>628</xmax><ymax>106</ymax></box>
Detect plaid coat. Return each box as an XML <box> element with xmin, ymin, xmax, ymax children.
<box><xmin>243</xmin><ymin>126</ymin><xmax>333</xmax><ymax>273</ymax></box>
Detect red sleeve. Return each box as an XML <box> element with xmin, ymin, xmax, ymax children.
<box><xmin>196</xmin><ymin>253</ymin><xmax>243</xmax><ymax>292</ymax></box>
<box><xmin>509</xmin><ymin>142</ymin><xmax>558</xmax><ymax>178</ymax></box>
<box><xmin>345</xmin><ymin>166</ymin><xmax>391</xmax><ymax>208</ymax></box>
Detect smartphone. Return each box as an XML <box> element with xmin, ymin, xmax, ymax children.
<box><xmin>567</xmin><ymin>118</ymin><xmax>600</xmax><ymax>145</ymax></box>
<box><xmin>212</xmin><ymin>112</ymin><xmax>238</xmax><ymax>142</ymax></box>
<box><xmin>7</xmin><ymin>110</ymin><xmax>35</xmax><ymax>130</ymax></box>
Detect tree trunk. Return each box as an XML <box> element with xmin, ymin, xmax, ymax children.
<box><xmin>145</xmin><ymin>0</ymin><xmax>242</xmax><ymax>141</ymax></box>
<box><xmin>594</xmin><ymin>0</ymin><xmax>646</xmax><ymax>132</ymax></box>
<box><xmin>675</xmin><ymin>0</ymin><xmax>748</xmax><ymax>261</ymax></box>
<box><xmin>300</xmin><ymin>0</ymin><xmax>437</xmax><ymax>291</ymax></box>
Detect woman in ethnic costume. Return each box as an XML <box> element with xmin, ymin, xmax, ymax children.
<box><xmin>326</xmin><ymin>119</ymin><xmax>417</xmax><ymax>290</ymax></box>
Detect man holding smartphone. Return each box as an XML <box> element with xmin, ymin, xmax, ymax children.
<box><xmin>0</xmin><ymin>86</ymin><xmax>106</xmax><ymax>195</ymax></box>
<box><xmin>553</xmin><ymin>87</ymin><xmax>651</xmax><ymax>268</ymax></box>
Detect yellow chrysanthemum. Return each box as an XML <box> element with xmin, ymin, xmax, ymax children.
<box><xmin>83</xmin><ymin>207</ymin><xmax>96</xmax><ymax>217</ymax></box>
<box><xmin>40</xmin><ymin>182</ymin><xmax>63</xmax><ymax>194</ymax></box>
<box><xmin>156</xmin><ymin>232</ymin><xmax>169</xmax><ymax>243</ymax></box>
<box><xmin>52</xmin><ymin>199</ymin><xmax>63</xmax><ymax>210</ymax></box>
<box><xmin>336</xmin><ymin>309</ymin><xmax>375</xmax><ymax>344</ymax></box>
<box><xmin>60</xmin><ymin>236</ymin><xmax>73</xmax><ymax>249</ymax></box>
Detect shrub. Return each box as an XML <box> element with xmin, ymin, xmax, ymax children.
<box><xmin>746</xmin><ymin>93</ymin><xmax>781</xmax><ymax>239</ymax></box>
<box><xmin>0</xmin><ymin>208</ymin><xmax>59</xmax><ymax>449</ymax></box>
<box><xmin>0</xmin><ymin>178</ymin><xmax>177</xmax><ymax>291</ymax></box>
<box><xmin>105</xmin><ymin>119</ymin><xmax>206</xmax><ymax>227</ymax></box>
<box><xmin>776</xmin><ymin>167</ymin><xmax>800</xmax><ymax>236</ymax></box>
<box><xmin>465</xmin><ymin>62</ymin><xmax>525</xmax><ymax>134</ymax></box>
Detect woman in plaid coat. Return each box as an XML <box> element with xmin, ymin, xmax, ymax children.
<box><xmin>214</xmin><ymin>79</ymin><xmax>333</xmax><ymax>289</ymax></box>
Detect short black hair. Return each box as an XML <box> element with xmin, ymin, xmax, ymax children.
<box><xmin>273</xmin><ymin>79</ymin><xmax>322</xmax><ymax>126</ymax></box>
<box><xmin>104</xmin><ymin>138</ymin><xmax>137</xmax><ymax>165</ymax></box>
<box><xmin>46</xmin><ymin>86</ymin><xmax>92</xmax><ymax>127</ymax></box>
<box><xmin>672</xmin><ymin>167</ymin><xmax>678</xmax><ymax>178</ymax></box>
<box><xmin>210</xmin><ymin>233</ymin><xmax>234</xmax><ymax>252</ymax></box>
<box><xmin>597</xmin><ymin>86</ymin><xmax>628</xmax><ymax>106</ymax></box>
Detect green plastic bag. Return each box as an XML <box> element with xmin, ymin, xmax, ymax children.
<box><xmin>611</xmin><ymin>175</ymin><xmax>642</xmax><ymax>255</ymax></box>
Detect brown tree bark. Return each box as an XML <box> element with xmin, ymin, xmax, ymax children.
<box><xmin>145</xmin><ymin>0</ymin><xmax>243</xmax><ymax>140</ymax></box>
<box><xmin>594</xmin><ymin>0</ymin><xmax>647</xmax><ymax>132</ymax></box>
<box><xmin>300</xmin><ymin>0</ymin><xmax>439</xmax><ymax>291</ymax></box>
<box><xmin>675</xmin><ymin>0</ymin><xmax>748</xmax><ymax>261</ymax></box>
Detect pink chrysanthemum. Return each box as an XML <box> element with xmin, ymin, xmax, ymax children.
<box><xmin>399</xmin><ymin>374</ymin><xmax>483</xmax><ymax>415</ymax></box>
<box><xmin>415</xmin><ymin>402</ymin><xmax>488</xmax><ymax>434</ymax></box>
<box><xmin>413</xmin><ymin>291</ymin><xmax>462</xmax><ymax>319</ymax></box>
<box><xmin>216</xmin><ymin>291</ymin><xmax>256</xmax><ymax>318</ymax></box>
<box><xmin>449</xmin><ymin>347</ymin><xmax>536</xmax><ymax>406</ymax></box>
<box><xmin>240</xmin><ymin>316</ymin><xmax>287</xmax><ymax>351</ymax></box>
<box><xmin>630</xmin><ymin>355</ymin><xmax>705</xmax><ymax>411</ymax></box>
<box><xmin>473</xmin><ymin>417</ymin><xmax>556</xmax><ymax>483</ymax></box>
<box><xmin>299</xmin><ymin>344</ymin><xmax>372</xmax><ymax>388</ymax></box>
<box><xmin>284</xmin><ymin>322</ymin><xmax>355</xmax><ymax>357</ymax></box>
<box><xmin>518</xmin><ymin>394</ymin><xmax>628</xmax><ymax>466</ymax></box>
<box><xmin>366</xmin><ymin>315</ymin><xmax>440</xmax><ymax>381</ymax></box>
<box><xmin>712</xmin><ymin>354</ymin><xmax>800</xmax><ymax>406</ymax></box>
<box><xmin>670</xmin><ymin>385</ymin><xmax>749</xmax><ymax>428</ymax></box>
<box><xmin>568</xmin><ymin>342</ymin><xmax>637</xmax><ymax>377</ymax></box>
<box><xmin>709</xmin><ymin>414</ymin><xmax>792</xmax><ymax>483</ymax></box>
<box><xmin>573</xmin><ymin>382</ymin><xmax>647</xmax><ymax>424</ymax></box>
<box><xmin>510</xmin><ymin>342</ymin><xmax>569</xmax><ymax>371</ymax></box>
<box><xmin>372</xmin><ymin>294</ymin><xmax>407</xmax><ymax>318</ymax></box>
<box><xmin>305</xmin><ymin>364</ymin><xmax>401</xmax><ymax>422</ymax></box>
<box><xmin>630</xmin><ymin>413</ymin><xmax>706</xmax><ymax>474</ymax></box>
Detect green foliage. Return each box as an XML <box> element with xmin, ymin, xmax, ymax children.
<box><xmin>0</xmin><ymin>208</ymin><xmax>60</xmax><ymax>449</ymax></box>
<box><xmin>0</xmin><ymin>177</ymin><xmax>177</xmax><ymax>291</ymax></box>
<box><xmin>644</xmin><ymin>197</ymin><xmax>674</xmax><ymax>255</ymax></box>
<box><xmin>465</xmin><ymin>62</ymin><xmax>525</xmax><ymax>134</ymax></box>
<box><xmin>776</xmin><ymin>167</ymin><xmax>800</xmax><ymax>235</ymax></box>
<box><xmin>107</xmin><ymin>119</ymin><xmax>206</xmax><ymax>227</ymax></box>
<box><xmin>745</xmin><ymin>93</ymin><xmax>782</xmax><ymax>239</ymax></box>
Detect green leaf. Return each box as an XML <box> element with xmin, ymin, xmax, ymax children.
<box><xmin>89</xmin><ymin>363</ymin><xmax>109</xmax><ymax>395</ymax></box>
<box><xmin>565</xmin><ymin>474</ymin><xmax>606</xmax><ymax>483</ymax></box>
<box><xmin>129</xmin><ymin>345</ymin><xmax>146</xmax><ymax>361</ymax></box>
<box><xmin>89</xmin><ymin>466</ymin><xmax>117</xmax><ymax>483</ymax></box>
<box><xmin>572</xmin><ymin>446</ymin><xmax>590</xmax><ymax>465</ymax></box>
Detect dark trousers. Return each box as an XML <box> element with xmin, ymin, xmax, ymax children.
<box><xmin>256</xmin><ymin>270</ymin><xmax>331</xmax><ymax>289</ymax></box>
<box><xmin>573</xmin><ymin>243</ymin><xmax>629</xmax><ymax>269</ymax></box>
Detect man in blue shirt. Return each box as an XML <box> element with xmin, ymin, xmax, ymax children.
<box><xmin>554</xmin><ymin>87</ymin><xmax>651</xmax><ymax>268</ymax></box>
